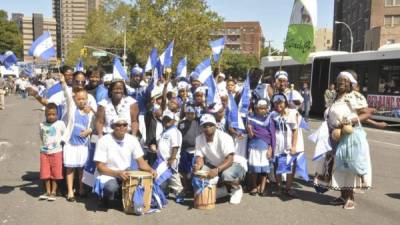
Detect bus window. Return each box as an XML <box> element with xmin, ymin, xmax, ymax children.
<box><xmin>380</xmin><ymin>64</ymin><xmax>400</xmax><ymax>95</ymax></box>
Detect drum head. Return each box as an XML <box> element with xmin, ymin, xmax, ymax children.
<box><xmin>126</xmin><ymin>170</ymin><xmax>152</xmax><ymax>178</ymax></box>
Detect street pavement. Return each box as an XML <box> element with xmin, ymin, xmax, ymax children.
<box><xmin>1</xmin><ymin>95</ymin><xmax>400</xmax><ymax>225</ymax></box>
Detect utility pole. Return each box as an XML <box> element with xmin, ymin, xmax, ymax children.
<box><xmin>266</xmin><ymin>40</ymin><xmax>273</xmax><ymax>56</ymax></box>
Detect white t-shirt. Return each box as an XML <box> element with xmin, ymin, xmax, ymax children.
<box><xmin>98</xmin><ymin>96</ymin><xmax>137</xmax><ymax>134</ymax></box>
<box><xmin>39</xmin><ymin>120</ymin><xmax>66</xmax><ymax>154</ymax></box>
<box><xmin>94</xmin><ymin>133</ymin><xmax>144</xmax><ymax>171</ymax></box>
<box><xmin>195</xmin><ymin>129</ymin><xmax>235</xmax><ymax>167</ymax></box>
<box><xmin>157</xmin><ymin>126</ymin><xmax>182</xmax><ymax>160</ymax></box>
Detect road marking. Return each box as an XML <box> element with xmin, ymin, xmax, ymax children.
<box><xmin>364</xmin><ymin>127</ymin><xmax>399</xmax><ymax>135</ymax></box>
<box><xmin>369</xmin><ymin>139</ymin><xmax>400</xmax><ymax>148</ymax></box>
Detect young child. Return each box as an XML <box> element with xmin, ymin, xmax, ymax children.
<box><xmin>270</xmin><ymin>93</ymin><xmax>300</xmax><ymax>197</ymax></box>
<box><xmin>61</xmin><ymin>74</ymin><xmax>94</xmax><ymax>202</ymax></box>
<box><xmin>39</xmin><ymin>103</ymin><xmax>66</xmax><ymax>201</ymax></box>
<box><xmin>177</xmin><ymin>105</ymin><xmax>200</xmax><ymax>194</ymax></box>
<box><xmin>247</xmin><ymin>99</ymin><xmax>275</xmax><ymax>196</ymax></box>
<box><xmin>157</xmin><ymin>111</ymin><xmax>184</xmax><ymax>203</ymax></box>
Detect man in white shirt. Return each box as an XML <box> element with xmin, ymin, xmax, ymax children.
<box><xmin>193</xmin><ymin>114</ymin><xmax>246</xmax><ymax>204</ymax></box>
<box><xmin>94</xmin><ymin>117</ymin><xmax>156</xmax><ymax>206</ymax></box>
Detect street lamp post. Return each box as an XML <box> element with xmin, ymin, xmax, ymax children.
<box><xmin>335</xmin><ymin>20</ymin><xmax>353</xmax><ymax>53</ymax></box>
<box><xmin>338</xmin><ymin>39</ymin><xmax>341</xmax><ymax>51</ymax></box>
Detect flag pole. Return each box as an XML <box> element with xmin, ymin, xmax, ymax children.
<box><xmin>279</xmin><ymin>39</ymin><xmax>286</xmax><ymax>71</ymax></box>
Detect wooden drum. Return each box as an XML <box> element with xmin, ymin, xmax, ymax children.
<box><xmin>121</xmin><ymin>171</ymin><xmax>153</xmax><ymax>214</ymax></box>
<box><xmin>193</xmin><ymin>172</ymin><xmax>216</xmax><ymax>210</ymax></box>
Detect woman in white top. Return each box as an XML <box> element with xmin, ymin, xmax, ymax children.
<box><xmin>314</xmin><ymin>70</ymin><xmax>371</xmax><ymax>210</ymax></box>
<box><xmin>96</xmin><ymin>79</ymin><xmax>139</xmax><ymax>137</ymax></box>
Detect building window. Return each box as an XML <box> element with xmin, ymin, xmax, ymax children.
<box><xmin>384</xmin><ymin>15</ymin><xmax>400</xmax><ymax>26</ymax></box>
<box><xmin>385</xmin><ymin>0</ymin><xmax>400</xmax><ymax>6</ymax></box>
<box><xmin>387</xmin><ymin>39</ymin><xmax>396</xmax><ymax>44</ymax></box>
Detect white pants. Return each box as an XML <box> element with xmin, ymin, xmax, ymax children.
<box><xmin>0</xmin><ymin>89</ymin><xmax>5</xmax><ymax>109</ymax></box>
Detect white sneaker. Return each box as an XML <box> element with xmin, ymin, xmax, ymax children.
<box><xmin>216</xmin><ymin>186</ymin><xmax>228</xmax><ymax>199</ymax></box>
<box><xmin>38</xmin><ymin>194</ymin><xmax>49</xmax><ymax>200</ymax></box>
<box><xmin>229</xmin><ymin>185</ymin><xmax>243</xmax><ymax>205</ymax></box>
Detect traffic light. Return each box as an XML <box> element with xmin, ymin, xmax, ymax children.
<box><xmin>80</xmin><ymin>47</ymin><xmax>88</xmax><ymax>57</ymax></box>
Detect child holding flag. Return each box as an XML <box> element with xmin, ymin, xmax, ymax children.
<box><xmin>60</xmin><ymin>73</ymin><xmax>94</xmax><ymax>201</ymax></box>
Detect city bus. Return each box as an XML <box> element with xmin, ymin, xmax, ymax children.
<box><xmin>260</xmin><ymin>46</ymin><xmax>400</xmax><ymax>122</ymax></box>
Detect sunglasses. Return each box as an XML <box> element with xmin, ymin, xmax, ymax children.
<box><xmin>114</xmin><ymin>123</ymin><xmax>128</xmax><ymax>128</ymax></box>
<box><xmin>75</xmin><ymin>80</ymin><xmax>86</xmax><ymax>84</ymax></box>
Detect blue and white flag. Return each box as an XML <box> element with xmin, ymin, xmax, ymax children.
<box><xmin>228</xmin><ymin>93</ymin><xmax>245</xmax><ymax>130</ymax></box>
<box><xmin>74</xmin><ymin>58</ymin><xmax>84</xmax><ymax>72</ymax></box>
<box><xmin>1</xmin><ymin>51</ymin><xmax>18</xmax><ymax>69</ymax></box>
<box><xmin>113</xmin><ymin>57</ymin><xmax>128</xmax><ymax>80</ymax></box>
<box><xmin>159</xmin><ymin>41</ymin><xmax>174</xmax><ymax>69</ymax></box>
<box><xmin>194</xmin><ymin>58</ymin><xmax>212</xmax><ymax>84</ymax></box>
<box><xmin>294</xmin><ymin>152</ymin><xmax>310</xmax><ymax>181</ymax></box>
<box><xmin>22</xmin><ymin>64</ymin><xmax>34</xmax><ymax>77</ymax></box>
<box><xmin>209</xmin><ymin>37</ymin><xmax>225</xmax><ymax>62</ymax></box>
<box><xmin>28</xmin><ymin>32</ymin><xmax>56</xmax><ymax>60</ymax></box>
<box><xmin>145</xmin><ymin>48</ymin><xmax>158</xmax><ymax>72</ymax></box>
<box><xmin>176</xmin><ymin>57</ymin><xmax>187</xmax><ymax>79</ymax></box>
<box><xmin>238</xmin><ymin>73</ymin><xmax>251</xmax><ymax>117</ymax></box>
<box><xmin>204</xmin><ymin>74</ymin><xmax>221</xmax><ymax>106</ymax></box>
<box><xmin>152</xmin><ymin>156</ymin><xmax>172</xmax><ymax>186</ymax></box>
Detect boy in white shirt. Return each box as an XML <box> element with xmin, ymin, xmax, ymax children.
<box><xmin>158</xmin><ymin>111</ymin><xmax>184</xmax><ymax>203</ymax></box>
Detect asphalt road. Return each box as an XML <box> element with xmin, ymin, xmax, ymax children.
<box><xmin>1</xmin><ymin>95</ymin><xmax>400</xmax><ymax>225</ymax></box>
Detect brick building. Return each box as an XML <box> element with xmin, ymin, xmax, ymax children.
<box><xmin>211</xmin><ymin>21</ymin><xmax>264</xmax><ymax>57</ymax></box>
<box><xmin>333</xmin><ymin>0</ymin><xmax>400</xmax><ymax>52</ymax></box>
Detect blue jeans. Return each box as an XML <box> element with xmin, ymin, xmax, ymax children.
<box><xmin>103</xmin><ymin>178</ymin><xmax>122</xmax><ymax>201</ymax></box>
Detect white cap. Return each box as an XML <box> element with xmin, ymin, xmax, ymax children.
<box><xmin>195</xmin><ymin>86</ymin><xmax>206</xmax><ymax>94</ymax></box>
<box><xmin>163</xmin><ymin>110</ymin><xmax>176</xmax><ymax>120</ymax></box>
<box><xmin>200</xmin><ymin>113</ymin><xmax>216</xmax><ymax>126</ymax></box>
<box><xmin>151</xmin><ymin>87</ymin><xmax>163</xmax><ymax>99</ymax></box>
<box><xmin>177</xmin><ymin>81</ymin><xmax>189</xmax><ymax>90</ymax></box>
<box><xmin>131</xmin><ymin>64</ymin><xmax>143</xmax><ymax>76</ymax></box>
<box><xmin>274</xmin><ymin>70</ymin><xmax>288</xmax><ymax>80</ymax></box>
<box><xmin>256</xmin><ymin>99</ymin><xmax>268</xmax><ymax>107</ymax></box>
<box><xmin>111</xmin><ymin>116</ymin><xmax>129</xmax><ymax>125</ymax></box>
<box><xmin>218</xmin><ymin>73</ymin><xmax>226</xmax><ymax>79</ymax></box>
<box><xmin>338</xmin><ymin>71</ymin><xmax>357</xmax><ymax>85</ymax></box>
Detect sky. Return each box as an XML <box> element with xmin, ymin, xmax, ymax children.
<box><xmin>0</xmin><ymin>0</ymin><xmax>334</xmax><ymax>50</ymax></box>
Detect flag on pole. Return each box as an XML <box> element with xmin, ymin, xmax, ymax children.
<box><xmin>159</xmin><ymin>41</ymin><xmax>174</xmax><ymax>69</ymax></box>
<box><xmin>209</xmin><ymin>37</ymin><xmax>225</xmax><ymax>62</ymax></box>
<box><xmin>228</xmin><ymin>93</ymin><xmax>245</xmax><ymax>130</ymax></box>
<box><xmin>284</xmin><ymin>0</ymin><xmax>317</xmax><ymax>64</ymax></box>
<box><xmin>176</xmin><ymin>57</ymin><xmax>187</xmax><ymax>79</ymax></box>
<box><xmin>194</xmin><ymin>58</ymin><xmax>212</xmax><ymax>84</ymax></box>
<box><xmin>145</xmin><ymin>48</ymin><xmax>158</xmax><ymax>72</ymax></box>
<box><xmin>113</xmin><ymin>57</ymin><xmax>128</xmax><ymax>80</ymax></box>
<box><xmin>28</xmin><ymin>31</ymin><xmax>56</xmax><ymax>60</ymax></box>
<box><xmin>204</xmin><ymin>74</ymin><xmax>221</xmax><ymax>106</ymax></box>
<box><xmin>74</xmin><ymin>58</ymin><xmax>84</xmax><ymax>72</ymax></box>
<box><xmin>1</xmin><ymin>51</ymin><xmax>18</xmax><ymax>69</ymax></box>
<box><xmin>238</xmin><ymin>73</ymin><xmax>251</xmax><ymax>116</ymax></box>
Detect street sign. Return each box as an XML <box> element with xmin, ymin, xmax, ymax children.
<box><xmin>92</xmin><ymin>51</ymin><xmax>107</xmax><ymax>57</ymax></box>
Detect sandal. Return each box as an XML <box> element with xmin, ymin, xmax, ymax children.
<box><xmin>343</xmin><ymin>199</ymin><xmax>355</xmax><ymax>210</ymax></box>
<box><xmin>329</xmin><ymin>197</ymin><xmax>345</xmax><ymax>205</ymax></box>
<box><xmin>66</xmin><ymin>196</ymin><xmax>76</xmax><ymax>202</ymax></box>
<box><xmin>249</xmin><ymin>188</ymin><xmax>258</xmax><ymax>196</ymax></box>
<box><xmin>47</xmin><ymin>194</ymin><xmax>56</xmax><ymax>201</ymax></box>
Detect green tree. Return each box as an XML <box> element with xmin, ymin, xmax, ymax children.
<box><xmin>65</xmin><ymin>0</ymin><xmax>130</xmax><ymax>67</ymax></box>
<box><xmin>220</xmin><ymin>51</ymin><xmax>260</xmax><ymax>80</ymax></box>
<box><xmin>260</xmin><ymin>46</ymin><xmax>280</xmax><ymax>57</ymax></box>
<box><xmin>66</xmin><ymin>0</ymin><xmax>223</xmax><ymax>71</ymax></box>
<box><xmin>0</xmin><ymin>10</ymin><xmax>23</xmax><ymax>58</ymax></box>
<box><xmin>129</xmin><ymin>0</ymin><xmax>223</xmax><ymax>69</ymax></box>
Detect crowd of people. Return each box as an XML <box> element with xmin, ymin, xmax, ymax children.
<box><xmin>2</xmin><ymin>62</ymin><xmax>377</xmax><ymax>212</ymax></box>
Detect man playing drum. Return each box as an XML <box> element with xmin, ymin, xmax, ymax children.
<box><xmin>93</xmin><ymin>116</ymin><xmax>156</xmax><ymax>207</ymax></box>
<box><xmin>193</xmin><ymin>114</ymin><xmax>246</xmax><ymax>205</ymax></box>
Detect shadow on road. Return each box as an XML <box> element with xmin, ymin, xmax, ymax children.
<box><xmin>386</xmin><ymin>193</ymin><xmax>400</xmax><ymax>200</ymax></box>
<box><xmin>0</xmin><ymin>171</ymin><xmax>42</xmax><ymax>197</ymax></box>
